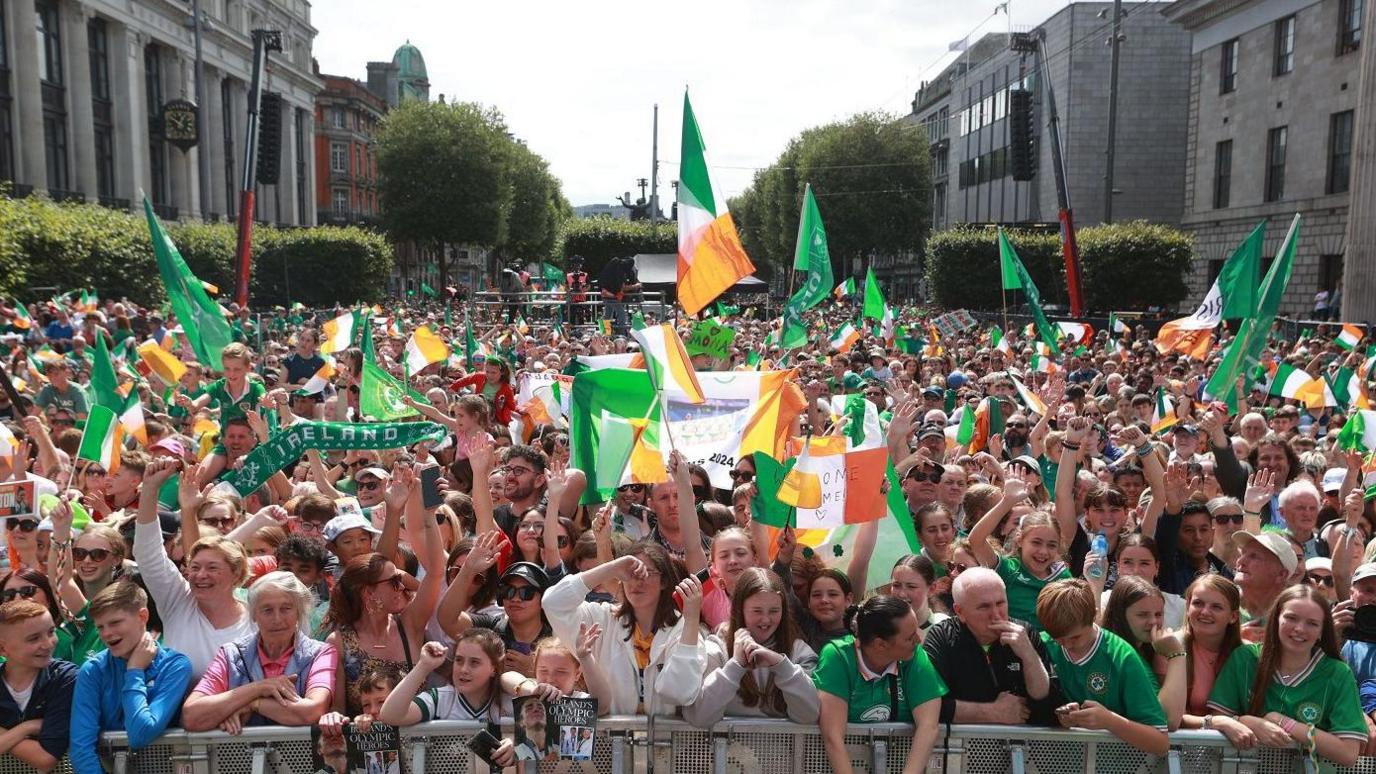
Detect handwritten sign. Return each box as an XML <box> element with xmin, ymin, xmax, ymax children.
<box><xmin>685</xmin><ymin>319</ymin><xmax>737</xmax><ymax>359</ymax></box>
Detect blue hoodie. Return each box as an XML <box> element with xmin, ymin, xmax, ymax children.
<box><xmin>69</xmin><ymin>646</ymin><xmax>191</xmax><ymax>774</ymax></box>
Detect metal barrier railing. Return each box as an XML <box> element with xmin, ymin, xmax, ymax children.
<box><xmin>468</xmin><ymin>290</ymin><xmax>672</xmax><ymax>329</ymax></box>
<box><xmin>88</xmin><ymin>717</ymin><xmax>1356</xmax><ymax>774</ymax></box>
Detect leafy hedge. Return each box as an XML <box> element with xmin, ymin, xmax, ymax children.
<box><xmin>924</xmin><ymin>221</ymin><xmax>1193</xmax><ymax>312</ymax></box>
<box><xmin>0</xmin><ymin>194</ymin><xmax>393</xmax><ymax>307</ymax></box>
<box><xmin>554</xmin><ymin>216</ymin><xmax>676</xmax><ymax>279</ymax></box>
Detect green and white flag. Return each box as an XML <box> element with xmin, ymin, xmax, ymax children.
<box><xmin>781</xmin><ymin>183</ymin><xmax>834</xmax><ymax>348</ymax></box>
<box><xmin>834</xmin><ymin>277</ymin><xmax>856</xmax><ymax>299</ymax></box>
<box><xmin>999</xmin><ymin>228</ymin><xmax>1060</xmax><ymax>357</ymax></box>
<box><xmin>1339</xmin><ymin>410</ymin><xmax>1376</xmax><ymax>452</ymax></box>
<box><xmin>143</xmin><ymin>197</ymin><xmax>233</xmax><ymax>370</ymax></box>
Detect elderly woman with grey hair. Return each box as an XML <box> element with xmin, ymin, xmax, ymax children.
<box><xmin>181</xmin><ymin>571</ymin><xmax>339</xmax><ymax>734</ymax></box>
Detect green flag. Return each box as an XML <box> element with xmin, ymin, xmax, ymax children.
<box><xmin>782</xmin><ymin>183</ymin><xmax>835</xmax><ymax>347</ymax></box>
<box><xmin>90</xmin><ymin>334</ymin><xmax>125</xmax><ymax>413</ymax></box>
<box><xmin>1217</xmin><ymin>221</ymin><xmax>1265</xmax><ymax>321</ymax></box>
<box><xmin>1205</xmin><ymin>215</ymin><xmax>1301</xmax><ymax>402</ymax></box>
<box><xmin>143</xmin><ymin>198</ymin><xmax>232</xmax><ymax>370</ymax></box>
<box><xmin>569</xmin><ymin>368</ymin><xmax>660</xmax><ymax>504</ymax></box>
<box><xmin>420</xmin><ymin>282</ymin><xmax>438</xmax><ymax>298</ymax></box>
<box><xmin>862</xmin><ymin>268</ymin><xmax>886</xmax><ymax>322</ymax></box>
<box><xmin>998</xmin><ymin>229</ymin><xmax>1060</xmax><ymax>357</ymax></box>
<box><xmin>359</xmin><ymin>359</ymin><xmax>420</xmax><ymax>421</ymax></box>
<box><xmin>750</xmin><ymin>452</ymin><xmax>797</xmax><ymax>529</ymax></box>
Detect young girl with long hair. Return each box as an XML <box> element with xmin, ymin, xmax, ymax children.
<box><xmin>1166</xmin><ymin>575</ymin><xmax>1251</xmax><ymax>746</ymax></box>
<box><xmin>685</xmin><ymin>568</ymin><xmax>820</xmax><ymax>726</ymax></box>
<box><xmin>969</xmin><ymin>475</ymin><xmax>1070</xmax><ymax>631</ymax></box>
<box><xmin>1206</xmin><ymin>585</ymin><xmax>1366</xmax><ymax>767</ymax></box>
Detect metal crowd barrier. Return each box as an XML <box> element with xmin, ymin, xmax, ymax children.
<box><xmin>84</xmin><ymin>718</ymin><xmax>1375</xmax><ymax>774</ymax></box>
<box><xmin>469</xmin><ymin>290</ymin><xmax>672</xmax><ymax>328</ymax></box>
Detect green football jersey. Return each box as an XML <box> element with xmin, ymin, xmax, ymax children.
<box><xmin>1208</xmin><ymin>643</ymin><xmax>1366</xmax><ymax>744</ymax></box>
<box><xmin>997</xmin><ymin>554</ymin><xmax>1071</xmax><ymax>632</ymax></box>
<box><xmin>813</xmin><ymin>634</ymin><xmax>948</xmax><ymax>723</ymax></box>
<box><xmin>204</xmin><ymin>377</ymin><xmax>266</xmax><ymax>423</ymax></box>
<box><xmin>1041</xmin><ymin>626</ymin><xmax>1168</xmax><ymax>730</ymax></box>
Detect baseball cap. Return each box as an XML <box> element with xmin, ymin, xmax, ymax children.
<box><xmin>150</xmin><ymin>438</ymin><xmax>187</xmax><ymax>458</ymax></box>
<box><xmin>1352</xmin><ymin>562</ymin><xmax>1376</xmax><ymax>584</ymax></box>
<box><xmin>1304</xmin><ymin>557</ymin><xmax>1333</xmax><ymax>574</ymax></box>
<box><xmin>921</xmin><ymin>386</ymin><xmax>943</xmax><ymax>400</ymax></box>
<box><xmin>842</xmin><ymin>373</ymin><xmax>864</xmax><ymax>390</ymax></box>
<box><xmin>322</xmin><ymin>513</ymin><xmax>382</xmax><ymax>543</ymax></box>
<box><xmin>1232</xmin><ymin>530</ymin><xmax>1298</xmax><ymax>575</ymax></box>
<box><xmin>355</xmin><ymin>467</ymin><xmax>391</xmax><ymax>482</ymax></box>
<box><xmin>1174</xmin><ymin>424</ymin><xmax>1199</xmax><ymax>436</ymax></box>
<box><xmin>501</xmin><ymin>561</ymin><xmax>551</xmax><ymax>592</ymax></box>
<box><xmin>918</xmin><ymin>424</ymin><xmax>946</xmax><ymax>441</ymax></box>
<box><xmin>1321</xmin><ymin>468</ymin><xmax>1347</xmax><ymax>494</ymax></box>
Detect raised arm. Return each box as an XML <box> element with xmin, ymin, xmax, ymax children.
<box><xmin>1054</xmin><ymin>417</ymin><xmax>1091</xmax><ymax>546</ymax></box>
<box><xmin>969</xmin><ymin>477</ymin><xmax>1027</xmax><ymax>568</ymax></box>
<box><xmin>400</xmin><ymin>469</ymin><xmax>447</xmax><ymax>636</ymax></box>
<box><xmin>305</xmin><ymin>449</ymin><xmax>343</xmax><ymax>500</ymax></box>
<box><xmin>377</xmin><ymin>643</ymin><xmax>445</xmax><ymax>726</ymax></box>
<box><xmin>46</xmin><ymin>497</ymin><xmax>88</xmax><ymax>614</ymax></box>
<box><xmin>436</xmin><ymin>531</ymin><xmax>501</xmax><ymax>639</ymax></box>
<box><xmin>846</xmin><ymin>519</ymin><xmax>879</xmax><ymax>596</ymax></box>
<box><xmin>468</xmin><ymin>438</ymin><xmax>499</xmax><ymax>535</ymax></box>
<box><xmin>542</xmin><ymin>459</ymin><xmax>572</xmax><ymax>569</ymax></box>
<box><xmin>404</xmin><ymin>395</ymin><xmax>459</xmax><ymax>432</ymax></box>
<box><xmin>670</xmin><ymin>450</ymin><xmax>708</xmax><ymax>574</ymax></box>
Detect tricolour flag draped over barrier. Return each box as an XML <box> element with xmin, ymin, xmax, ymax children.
<box><xmin>144</xmin><ymin>197</ymin><xmax>233</xmax><ymax>370</ymax></box>
<box><xmin>676</xmin><ymin>92</ymin><xmax>755</xmax><ymax>315</ymax></box>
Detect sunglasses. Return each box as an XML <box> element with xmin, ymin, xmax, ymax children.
<box><xmin>1213</xmin><ymin>513</ymin><xmax>1245</xmax><ymax>526</ymax></box>
<box><xmin>499</xmin><ymin>585</ymin><xmax>541</xmax><ymax>602</ymax></box>
<box><xmin>72</xmin><ymin>547</ymin><xmax>112</xmax><ymax>562</ymax></box>
<box><xmin>729</xmin><ymin>470</ymin><xmax>755</xmax><ymax>483</ymax></box>
<box><xmin>357</xmin><ymin>480</ymin><xmax>381</xmax><ymax>491</ymax></box>
<box><xmin>373</xmin><ymin>574</ymin><xmax>407</xmax><ymax>591</ymax></box>
<box><xmin>5</xmin><ymin>520</ymin><xmax>37</xmax><ymax>533</ymax></box>
<box><xmin>618</xmin><ymin>484</ymin><xmax>645</xmax><ymax>493</ymax></box>
<box><xmin>200</xmin><ymin>515</ymin><xmax>236</xmax><ymax>528</ymax></box>
<box><xmin>1306</xmin><ymin>573</ymin><xmax>1335</xmax><ymax>587</ymax></box>
<box><xmin>907</xmin><ymin>470</ymin><xmax>942</xmax><ymax>484</ymax></box>
<box><xmin>0</xmin><ymin>586</ymin><xmax>38</xmax><ymax>603</ymax></box>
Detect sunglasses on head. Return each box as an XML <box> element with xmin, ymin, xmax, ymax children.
<box><xmin>72</xmin><ymin>547</ymin><xmax>112</xmax><ymax>562</ymax></box>
<box><xmin>499</xmin><ymin>585</ymin><xmax>541</xmax><ymax>602</ymax></box>
<box><xmin>1306</xmin><ymin>573</ymin><xmax>1335</xmax><ymax>587</ymax></box>
<box><xmin>0</xmin><ymin>586</ymin><xmax>38</xmax><ymax>602</ymax></box>
<box><xmin>5</xmin><ymin>519</ymin><xmax>37</xmax><ymax>533</ymax></box>
<box><xmin>1213</xmin><ymin>513</ymin><xmax>1245</xmax><ymax>526</ymax></box>
<box><xmin>729</xmin><ymin>470</ymin><xmax>755</xmax><ymax>483</ymax></box>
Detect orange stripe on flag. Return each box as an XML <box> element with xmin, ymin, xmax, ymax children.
<box><xmin>678</xmin><ymin>212</ymin><xmax>755</xmax><ymax>316</ymax></box>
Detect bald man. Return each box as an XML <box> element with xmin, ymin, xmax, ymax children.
<box><xmin>922</xmin><ymin>567</ymin><xmax>1059</xmax><ymax>725</ymax></box>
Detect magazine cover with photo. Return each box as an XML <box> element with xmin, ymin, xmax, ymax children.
<box><xmin>513</xmin><ymin>695</ymin><xmax>598</xmax><ymax>761</ymax></box>
<box><xmin>311</xmin><ymin>722</ymin><xmax>404</xmax><ymax>774</ymax></box>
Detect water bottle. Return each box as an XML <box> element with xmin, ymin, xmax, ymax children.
<box><xmin>1087</xmin><ymin>531</ymin><xmax>1108</xmax><ymax>580</ymax></box>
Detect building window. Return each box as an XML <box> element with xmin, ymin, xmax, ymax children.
<box><xmin>1340</xmin><ymin>0</ymin><xmax>1363</xmax><ymax>54</ymax></box>
<box><xmin>94</xmin><ymin>127</ymin><xmax>114</xmax><ymax>198</ymax></box>
<box><xmin>42</xmin><ymin>114</ymin><xmax>67</xmax><ymax>190</ymax></box>
<box><xmin>330</xmin><ymin>142</ymin><xmax>347</xmax><ymax>173</ymax></box>
<box><xmin>1265</xmin><ymin>126</ymin><xmax>1287</xmax><ymax>202</ymax></box>
<box><xmin>221</xmin><ymin>78</ymin><xmax>237</xmax><ymax>218</ymax></box>
<box><xmin>1213</xmin><ymin>140</ymin><xmax>1232</xmax><ymax>209</ymax></box>
<box><xmin>36</xmin><ymin>1</ymin><xmax>62</xmax><ymax>86</ymax></box>
<box><xmin>1274</xmin><ymin>16</ymin><xmax>1295</xmax><ymax>75</ymax></box>
<box><xmin>1220</xmin><ymin>39</ymin><xmax>1239</xmax><ymax>94</ymax></box>
<box><xmin>1207</xmin><ymin>259</ymin><xmax>1226</xmax><ymax>284</ymax></box>
<box><xmin>0</xmin><ymin>0</ymin><xmax>13</xmax><ymax>183</ymax></box>
<box><xmin>332</xmin><ymin>188</ymin><xmax>348</xmax><ymax>214</ymax></box>
<box><xmin>144</xmin><ymin>44</ymin><xmax>168</xmax><ymax>206</ymax></box>
<box><xmin>1320</xmin><ymin>254</ymin><xmax>1345</xmax><ymax>296</ymax></box>
<box><xmin>331</xmin><ymin>108</ymin><xmax>344</xmax><ymax>129</ymax></box>
<box><xmin>1328</xmin><ymin>110</ymin><xmax>1355</xmax><ymax>194</ymax></box>
<box><xmin>295</xmin><ymin>107</ymin><xmax>307</xmax><ymax>223</ymax></box>
<box><xmin>88</xmin><ymin>19</ymin><xmax>110</xmax><ymax>100</ymax></box>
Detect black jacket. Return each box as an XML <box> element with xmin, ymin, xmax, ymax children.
<box><xmin>922</xmin><ymin>617</ymin><xmax>1063</xmax><ymax>725</ymax></box>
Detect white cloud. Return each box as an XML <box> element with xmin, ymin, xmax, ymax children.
<box><xmin>312</xmin><ymin>0</ymin><xmax>1070</xmax><ymax>205</ymax></box>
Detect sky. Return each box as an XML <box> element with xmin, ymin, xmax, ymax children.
<box><xmin>313</xmin><ymin>0</ymin><xmax>1072</xmax><ymax>206</ymax></box>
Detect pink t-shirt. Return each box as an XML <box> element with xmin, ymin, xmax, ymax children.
<box><xmin>193</xmin><ymin>638</ymin><xmax>339</xmax><ymax>699</ymax></box>
<box><xmin>701</xmin><ymin>584</ymin><xmax>731</xmax><ymax>630</ymax></box>
<box><xmin>452</xmin><ymin>431</ymin><xmax>496</xmax><ymax>461</ymax></box>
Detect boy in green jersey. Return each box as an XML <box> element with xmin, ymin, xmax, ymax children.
<box><xmin>1037</xmin><ymin>579</ymin><xmax>1169</xmax><ymax>756</ymax></box>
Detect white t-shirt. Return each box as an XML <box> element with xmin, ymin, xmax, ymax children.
<box><xmin>133</xmin><ymin>517</ymin><xmax>255</xmax><ymax>679</ymax></box>
<box><xmin>4</xmin><ymin>677</ymin><xmax>33</xmax><ymax>713</ymax></box>
<box><xmin>413</xmin><ymin>685</ymin><xmax>512</xmax><ymax>722</ymax></box>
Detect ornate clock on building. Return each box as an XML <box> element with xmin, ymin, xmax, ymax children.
<box><xmin>161</xmin><ymin>99</ymin><xmax>200</xmax><ymax>151</ymax></box>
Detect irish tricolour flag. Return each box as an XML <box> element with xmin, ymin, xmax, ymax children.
<box><xmin>1337</xmin><ymin>324</ymin><xmax>1365</xmax><ymax>351</ymax></box>
<box><xmin>77</xmin><ymin>405</ymin><xmax>123</xmax><ymax>472</ymax></box>
<box><xmin>676</xmin><ymin>92</ymin><xmax>756</xmax><ymax>315</ymax></box>
<box><xmin>779</xmin><ymin>436</ymin><xmax>889</xmax><ymax>529</ymax></box>
<box><xmin>829</xmin><ymin>322</ymin><xmax>860</xmax><ymax>354</ymax></box>
<box><xmin>321</xmin><ymin>311</ymin><xmax>356</xmax><ymax>354</ymax></box>
<box><xmin>1151</xmin><ymin>387</ymin><xmax>1178</xmax><ymax>434</ymax></box>
<box><xmin>630</xmin><ymin>323</ymin><xmax>705</xmax><ymax>404</ymax></box>
<box><xmin>403</xmin><ymin>325</ymin><xmax>450</xmax><ymax>374</ymax></box>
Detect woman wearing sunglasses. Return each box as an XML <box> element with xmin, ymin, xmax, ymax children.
<box><xmin>46</xmin><ymin>504</ymin><xmax>129</xmax><ymax>662</ymax></box>
<box><xmin>438</xmin><ymin>536</ymin><xmax>554</xmax><ymax>678</ymax></box>
<box><xmin>4</xmin><ymin>514</ymin><xmax>43</xmax><ymax>572</ymax></box>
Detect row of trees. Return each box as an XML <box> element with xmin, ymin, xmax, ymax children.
<box><xmin>0</xmin><ymin>194</ymin><xmax>392</xmax><ymax>306</ymax></box>
<box><xmin>376</xmin><ymin>101</ymin><xmax>570</xmax><ymax>288</ymax></box>
<box><xmin>729</xmin><ymin>112</ymin><xmax>932</xmax><ymax>279</ymax></box>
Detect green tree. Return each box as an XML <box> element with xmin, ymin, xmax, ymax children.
<box><xmin>501</xmin><ymin>142</ymin><xmax>570</xmax><ymax>261</ymax></box>
<box><xmin>732</xmin><ymin>113</ymin><xmax>930</xmax><ymax>281</ymax></box>
<box><xmin>554</xmin><ymin>217</ymin><xmax>675</xmax><ymax>279</ymax></box>
<box><xmin>375</xmin><ymin>101</ymin><xmax>514</xmax><ymax>288</ymax></box>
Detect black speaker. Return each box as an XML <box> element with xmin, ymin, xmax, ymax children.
<box><xmin>1009</xmin><ymin>89</ymin><xmax>1036</xmax><ymax>182</ymax></box>
<box><xmin>255</xmin><ymin>91</ymin><xmax>283</xmax><ymax>185</ymax></box>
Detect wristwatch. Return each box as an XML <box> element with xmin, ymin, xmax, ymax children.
<box><xmin>1202</xmin><ymin>714</ymin><xmax>1214</xmax><ymax>730</ymax></box>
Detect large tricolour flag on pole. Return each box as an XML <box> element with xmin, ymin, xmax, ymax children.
<box><xmin>676</xmin><ymin>92</ymin><xmax>756</xmax><ymax>315</ymax></box>
<box><xmin>78</xmin><ymin>405</ymin><xmax>123</xmax><ymax>472</ymax></box>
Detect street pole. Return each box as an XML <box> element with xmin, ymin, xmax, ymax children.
<box><xmin>650</xmin><ymin>104</ymin><xmax>660</xmax><ymax>225</ymax></box>
<box><xmin>233</xmin><ymin>29</ymin><xmax>280</xmax><ymax>309</ymax></box>
<box><xmin>1103</xmin><ymin>0</ymin><xmax>1123</xmax><ymax>224</ymax></box>
<box><xmin>191</xmin><ymin>0</ymin><xmax>210</xmax><ymax>221</ymax></box>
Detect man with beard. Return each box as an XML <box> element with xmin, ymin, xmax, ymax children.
<box><xmin>645</xmin><ymin>453</ymin><xmax>709</xmax><ymax>571</ymax></box>
<box><xmin>514</xmin><ymin>697</ymin><xmax>550</xmax><ymax>761</ymax></box>
<box><xmin>1002</xmin><ymin>413</ymin><xmax>1033</xmax><ymax>460</ymax></box>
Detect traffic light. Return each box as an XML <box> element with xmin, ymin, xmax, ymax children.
<box><xmin>255</xmin><ymin>91</ymin><xmax>283</xmax><ymax>185</ymax></box>
<box><xmin>1009</xmin><ymin>89</ymin><xmax>1036</xmax><ymax>182</ymax></box>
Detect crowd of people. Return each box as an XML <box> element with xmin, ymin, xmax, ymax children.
<box><xmin>0</xmin><ymin>287</ymin><xmax>1369</xmax><ymax>773</ymax></box>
